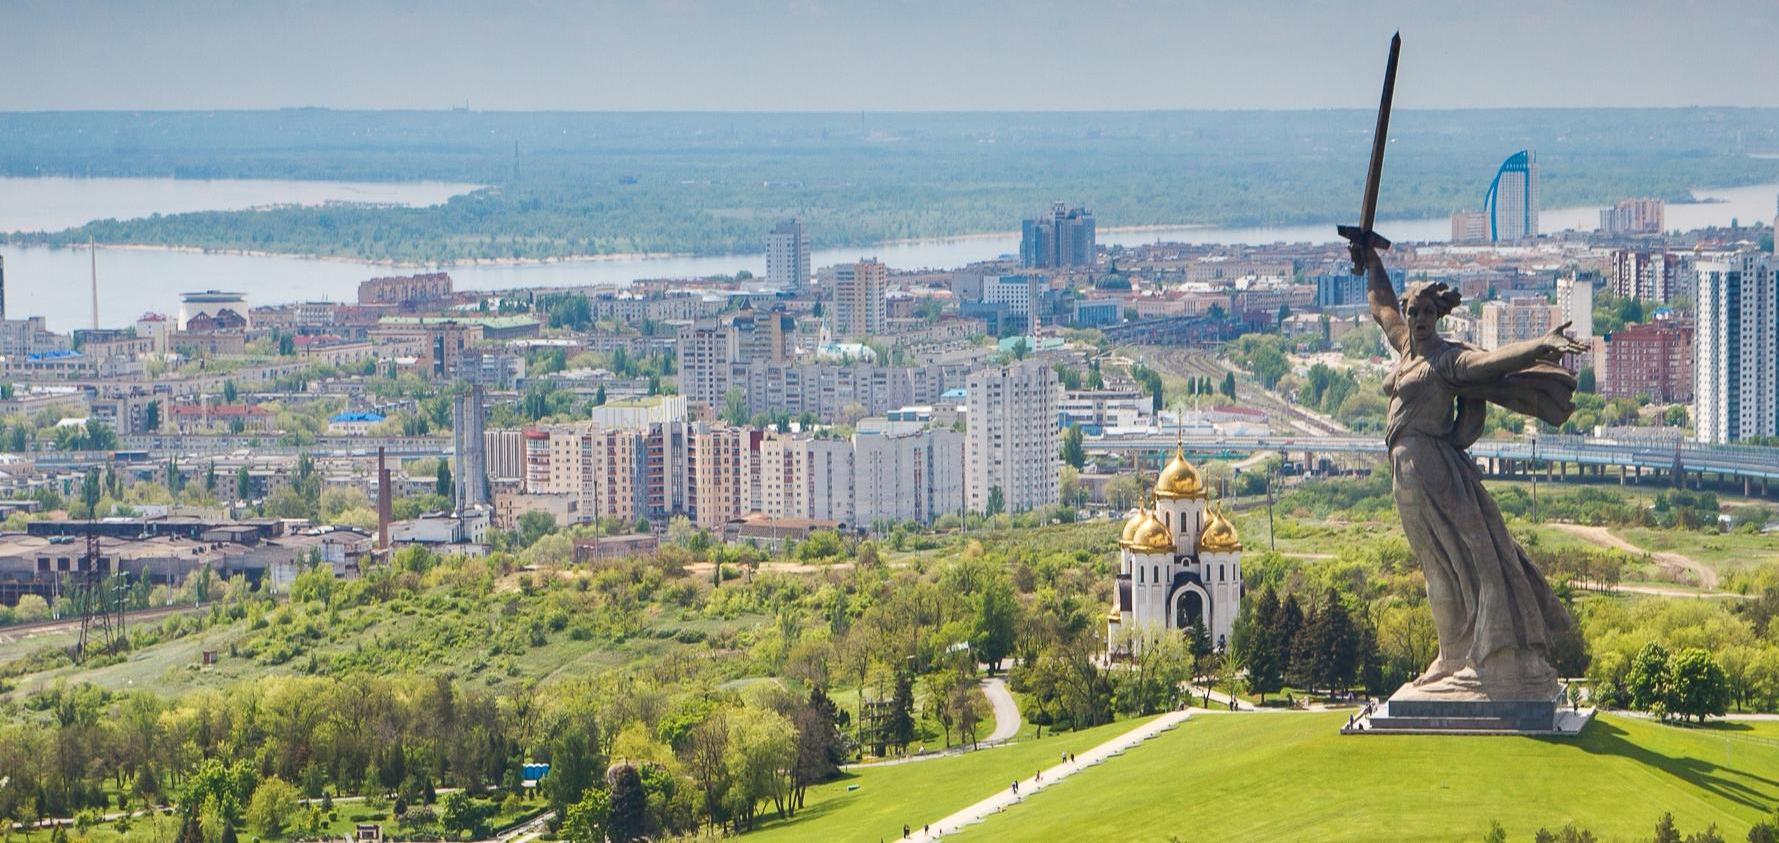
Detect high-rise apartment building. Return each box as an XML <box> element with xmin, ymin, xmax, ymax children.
<box><xmin>1484</xmin><ymin>150</ymin><xmax>1539</xmax><ymax>242</ymax></box>
<box><xmin>677</xmin><ymin>320</ymin><xmax>740</xmax><ymax>409</ymax></box>
<box><xmin>1611</xmin><ymin>250</ymin><xmax>1686</xmax><ymax>303</ymax></box>
<box><xmin>758</xmin><ymin>434</ymin><xmax>854</xmax><ymax>523</ymax></box>
<box><xmin>687</xmin><ymin>424</ymin><xmax>752</xmax><ymax>529</ymax></box>
<box><xmin>966</xmin><ymin>361</ymin><xmax>1060</xmax><ymax>514</ymax></box>
<box><xmin>1602</xmin><ymin>319</ymin><xmax>1694</xmax><ymax>404</ymax></box>
<box><xmin>832</xmin><ymin>259</ymin><xmax>888</xmax><ymax>338</ymax></box>
<box><xmin>1694</xmin><ymin>253</ymin><xmax>1779</xmax><ymax>444</ymax></box>
<box><xmin>1020</xmin><ymin>203</ymin><xmax>1096</xmax><ymax>269</ymax></box>
<box><xmin>765</xmin><ymin>219</ymin><xmax>811</xmax><ymax>292</ymax></box>
<box><xmin>1599</xmin><ymin>198</ymin><xmax>1665</xmax><ymax>235</ymax></box>
<box><xmin>1478</xmin><ymin>296</ymin><xmax>1555</xmax><ymax>350</ymax></box>
<box><xmin>1555</xmin><ymin>276</ymin><xmax>1594</xmax><ymax>340</ymax></box>
<box><xmin>854</xmin><ymin>422</ymin><xmax>965</xmax><ymax>526</ymax></box>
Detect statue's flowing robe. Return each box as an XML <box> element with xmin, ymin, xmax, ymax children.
<box><xmin>1383</xmin><ymin>342</ymin><xmax>1574</xmax><ymax>690</ymax></box>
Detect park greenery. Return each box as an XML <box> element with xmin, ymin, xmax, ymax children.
<box><xmin>5</xmin><ymin>110</ymin><xmax>1779</xmax><ymax>260</ymax></box>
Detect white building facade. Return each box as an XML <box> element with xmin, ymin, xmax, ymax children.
<box><xmin>965</xmin><ymin>361</ymin><xmax>1059</xmax><ymax>514</ymax></box>
<box><xmin>1108</xmin><ymin>446</ymin><xmax>1244</xmax><ymax>653</ymax></box>
<box><xmin>1695</xmin><ymin>253</ymin><xmax>1779</xmax><ymax>444</ymax></box>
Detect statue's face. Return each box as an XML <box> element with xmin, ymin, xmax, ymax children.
<box><xmin>1402</xmin><ymin>297</ymin><xmax>1439</xmax><ymax>343</ymax></box>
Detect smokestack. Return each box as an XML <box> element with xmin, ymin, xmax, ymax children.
<box><xmin>377</xmin><ymin>447</ymin><xmax>391</xmax><ymax>555</ymax></box>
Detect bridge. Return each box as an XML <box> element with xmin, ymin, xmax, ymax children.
<box><xmin>1091</xmin><ymin>432</ymin><xmax>1779</xmax><ymax>494</ymax></box>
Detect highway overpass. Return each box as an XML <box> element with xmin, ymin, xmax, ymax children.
<box><xmin>1091</xmin><ymin>432</ymin><xmax>1779</xmax><ymax>493</ymax></box>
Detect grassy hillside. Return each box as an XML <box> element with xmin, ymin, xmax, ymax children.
<box><xmin>747</xmin><ymin>717</ymin><xmax>1152</xmax><ymax>843</ymax></box>
<box><xmin>954</xmin><ymin>713</ymin><xmax>1779</xmax><ymax>842</ymax></box>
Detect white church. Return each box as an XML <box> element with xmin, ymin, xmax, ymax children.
<box><xmin>1109</xmin><ymin>444</ymin><xmax>1244</xmax><ymax>652</ymax></box>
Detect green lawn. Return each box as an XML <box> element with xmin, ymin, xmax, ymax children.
<box><xmin>952</xmin><ymin>713</ymin><xmax>1779</xmax><ymax>842</ymax></box>
<box><xmin>745</xmin><ymin>716</ymin><xmax>1153</xmax><ymax>842</ymax></box>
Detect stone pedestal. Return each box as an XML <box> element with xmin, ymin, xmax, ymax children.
<box><xmin>1347</xmin><ymin>683</ymin><xmax>1581</xmax><ymax>735</ymax></box>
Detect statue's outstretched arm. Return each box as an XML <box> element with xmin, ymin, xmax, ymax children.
<box><xmin>1360</xmin><ymin>246</ymin><xmax>1408</xmax><ymax>353</ymax></box>
<box><xmin>1452</xmin><ymin>321</ymin><xmax>1589</xmax><ymax>384</ymax></box>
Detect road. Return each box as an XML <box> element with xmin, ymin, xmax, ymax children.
<box><xmin>851</xmin><ymin>676</ymin><xmax>1023</xmax><ymax>769</ymax></box>
<box><xmin>1550</xmin><ymin>523</ymin><xmax>1720</xmax><ymax>589</ymax></box>
<box><xmin>0</xmin><ymin>603</ymin><xmax>208</xmax><ymax>646</ymax></box>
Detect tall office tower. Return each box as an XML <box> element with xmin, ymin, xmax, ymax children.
<box><xmin>1020</xmin><ymin>202</ymin><xmax>1097</xmax><ymax>268</ymax></box>
<box><xmin>765</xmin><ymin>218</ymin><xmax>811</xmax><ymax>292</ymax></box>
<box><xmin>832</xmin><ymin>259</ymin><xmax>888</xmax><ymax>338</ymax></box>
<box><xmin>1478</xmin><ymin>296</ymin><xmax>1556</xmax><ymax>351</ymax></box>
<box><xmin>676</xmin><ymin>320</ymin><xmax>739</xmax><ymax>409</ymax></box>
<box><xmin>1555</xmin><ymin>276</ymin><xmax>1594</xmax><ymax>340</ymax></box>
<box><xmin>452</xmin><ymin>386</ymin><xmax>489</xmax><ymax>510</ymax></box>
<box><xmin>966</xmin><ymin>361</ymin><xmax>1060</xmax><ymax>514</ymax></box>
<box><xmin>1484</xmin><ymin>150</ymin><xmax>1539</xmax><ymax>242</ymax></box>
<box><xmin>1611</xmin><ymin>249</ymin><xmax>1685</xmax><ymax>303</ymax></box>
<box><xmin>1598</xmin><ymin>198</ymin><xmax>1665</xmax><ymax>235</ymax></box>
<box><xmin>1694</xmin><ymin>253</ymin><xmax>1779</xmax><ymax>444</ymax></box>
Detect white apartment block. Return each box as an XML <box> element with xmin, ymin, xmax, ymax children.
<box><xmin>677</xmin><ymin>321</ymin><xmax>739</xmax><ymax>409</ymax></box>
<box><xmin>1555</xmin><ymin>276</ymin><xmax>1593</xmax><ymax>340</ymax></box>
<box><xmin>1695</xmin><ymin>253</ymin><xmax>1778</xmax><ymax>444</ymax></box>
<box><xmin>853</xmin><ymin>421</ymin><xmax>965</xmax><ymax>526</ymax></box>
<box><xmin>758</xmin><ymin>434</ymin><xmax>854</xmax><ymax>523</ymax></box>
<box><xmin>966</xmin><ymin>361</ymin><xmax>1060</xmax><ymax>514</ymax></box>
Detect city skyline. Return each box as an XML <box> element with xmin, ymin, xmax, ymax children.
<box><xmin>3</xmin><ymin>0</ymin><xmax>1778</xmax><ymax>111</ymax></box>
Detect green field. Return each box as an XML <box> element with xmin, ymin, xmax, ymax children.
<box><xmin>950</xmin><ymin>713</ymin><xmax>1779</xmax><ymax>842</ymax></box>
<box><xmin>746</xmin><ymin>717</ymin><xmax>1152</xmax><ymax>842</ymax></box>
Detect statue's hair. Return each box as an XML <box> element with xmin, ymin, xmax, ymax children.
<box><xmin>1400</xmin><ymin>281</ymin><xmax>1462</xmax><ymax>318</ymax></box>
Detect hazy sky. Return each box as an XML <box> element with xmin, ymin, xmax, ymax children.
<box><xmin>4</xmin><ymin>0</ymin><xmax>1777</xmax><ymax>111</ymax></box>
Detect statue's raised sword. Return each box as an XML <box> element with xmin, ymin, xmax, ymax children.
<box><xmin>1337</xmin><ymin>31</ymin><xmax>1401</xmax><ymax>274</ymax></box>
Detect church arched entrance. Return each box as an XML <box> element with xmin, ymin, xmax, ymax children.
<box><xmin>1174</xmin><ymin>588</ymin><xmax>1205</xmax><ymax>630</ymax></box>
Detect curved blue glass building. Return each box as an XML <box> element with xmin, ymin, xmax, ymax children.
<box><xmin>1484</xmin><ymin>150</ymin><xmax>1539</xmax><ymax>242</ymax></box>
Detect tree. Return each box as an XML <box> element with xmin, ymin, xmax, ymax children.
<box><xmin>435</xmin><ymin>461</ymin><xmax>453</xmax><ymax>499</ymax></box>
<box><xmin>244</xmin><ymin>776</ymin><xmax>299</xmax><ymax>838</ymax></box>
<box><xmin>145</xmin><ymin>400</ymin><xmax>161</xmax><ymax>432</ymax></box>
<box><xmin>605</xmin><ymin>763</ymin><xmax>646</xmax><ymax>842</ymax></box>
<box><xmin>1668</xmin><ymin>648</ymin><xmax>1729</xmax><ymax>723</ymax></box>
<box><xmin>888</xmin><ymin>671</ymin><xmax>917</xmax><ymax>753</ymax></box>
<box><xmin>439</xmin><ymin>791</ymin><xmax>494</xmax><ymax>839</ymax></box>
<box><xmin>984</xmin><ymin>485</ymin><xmax>1005</xmax><ymax>518</ymax></box>
<box><xmin>1059</xmin><ymin>424</ymin><xmax>1086</xmax><ymax>469</ymax></box>
<box><xmin>1233</xmin><ymin>588</ymin><xmax>1285</xmax><ymax>703</ymax></box>
<box><xmin>517</xmin><ymin>511</ymin><xmax>557</xmax><ymax>548</ymax></box>
<box><xmin>721</xmin><ymin>388</ymin><xmax>750</xmax><ymax>427</ymax></box>
<box><xmin>222</xmin><ymin>381</ymin><xmax>238</xmax><ymax>403</ymax></box>
<box><xmin>560</xmin><ymin>788</ymin><xmax>610</xmax><ymax>843</ymax></box>
<box><xmin>971</xmin><ymin>580</ymin><xmax>1018</xmax><ymax>673</ymax></box>
<box><xmin>789</xmin><ymin>689</ymin><xmax>845</xmax><ymax>810</ymax></box>
<box><xmin>545</xmin><ymin>721</ymin><xmax>604</xmax><ymax>822</ymax></box>
<box><xmin>1628</xmin><ymin>642</ymin><xmax>1672</xmax><ymax>714</ymax></box>
<box><xmin>1221</xmin><ymin>372</ymin><xmax>1237</xmax><ymax>400</ymax></box>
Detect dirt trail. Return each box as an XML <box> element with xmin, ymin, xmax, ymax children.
<box><xmin>1549</xmin><ymin>523</ymin><xmax>1718</xmax><ymax>590</ymax></box>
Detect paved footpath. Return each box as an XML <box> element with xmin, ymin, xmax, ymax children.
<box><xmin>908</xmin><ymin>708</ymin><xmax>1193</xmax><ymax>841</ymax></box>
<box><xmin>853</xmin><ymin>676</ymin><xmax>1023</xmax><ymax>769</ymax></box>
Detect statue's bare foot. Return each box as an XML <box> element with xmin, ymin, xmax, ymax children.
<box><xmin>1413</xmin><ymin>660</ymin><xmax>1462</xmax><ymax>687</ymax></box>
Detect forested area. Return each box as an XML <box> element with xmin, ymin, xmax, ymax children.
<box><xmin>3</xmin><ymin>109</ymin><xmax>1778</xmax><ymax>259</ymax></box>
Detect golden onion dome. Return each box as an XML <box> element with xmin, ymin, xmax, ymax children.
<box><xmin>1154</xmin><ymin>445</ymin><xmax>1207</xmax><ymax>499</ymax></box>
<box><xmin>1200</xmin><ymin>508</ymin><xmax>1242</xmax><ymax>553</ymax></box>
<box><xmin>1124</xmin><ymin>510</ymin><xmax>1175</xmax><ymax>555</ymax></box>
<box><xmin>1120</xmin><ymin>507</ymin><xmax>1146</xmax><ymax>544</ymax></box>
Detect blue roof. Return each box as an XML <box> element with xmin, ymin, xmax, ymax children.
<box><xmin>940</xmin><ymin>387</ymin><xmax>967</xmax><ymax>399</ymax></box>
<box><xmin>331</xmin><ymin>411</ymin><xmax>386</xmax><ymax>423</ymax></box>
<box><xmin>27</xmin><ymin>350</ymin><xmax>82</xmax><ymax>361</ymax></box>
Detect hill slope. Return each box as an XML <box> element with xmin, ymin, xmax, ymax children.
<box><xmin>948</xmin><ymin>713</ymin><xmax>1779</xmax><ymax>842</ymax></box>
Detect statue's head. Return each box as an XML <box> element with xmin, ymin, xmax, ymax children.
<box><xmin>1400</xmin><ymin>281</ymin><xmax>1461</xmax><ymax>346</ymax></box>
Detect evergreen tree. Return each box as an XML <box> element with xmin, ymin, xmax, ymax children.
<box><xmin>435</xmin><ymin>461</ymin><xmax>453</xmax><ymax>498</ymax></box>
<box><xmin>605</xmin><ymin>763</ymin><xmax>647</xmax><ymax>842</ymax></box>
<box><xmin>1059</xmin><ymin>424</ymin><xmax>1086</xmax><ymax>469</ymax></box>
<box><xmin>888</xmin><ymin>671</ymin><xmax>917</xmax><ymax>753</ymax></box>
<box><xmin>1235</xmin><ymin>588</ymin><xmax>1285</xmax><ymax>702</ymax></box>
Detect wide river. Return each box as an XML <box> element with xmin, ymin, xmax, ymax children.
<box><xmin>1</xmin><ymin>177</ymin><xmax>1776</xmax><ymax>331</ymax></box>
